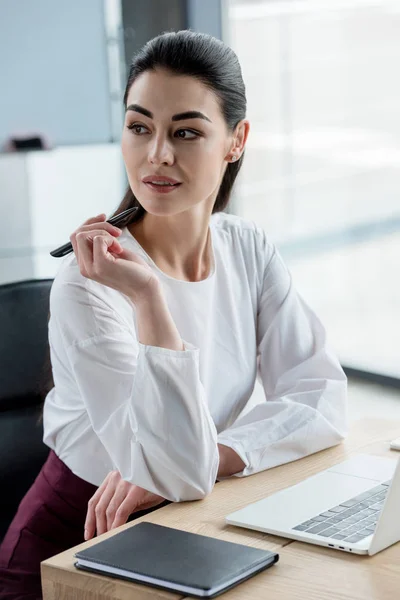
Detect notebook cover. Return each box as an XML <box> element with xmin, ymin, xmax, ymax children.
<box><xmin>74</xmin><ymin>522</ymin><xmax>279</xmax><ymax>597</ymax></box>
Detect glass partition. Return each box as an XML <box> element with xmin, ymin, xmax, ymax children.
<box><xmin>225</xmin><ymin>0</ymin><xmax>400</xmax><ymax>379</ymax></box>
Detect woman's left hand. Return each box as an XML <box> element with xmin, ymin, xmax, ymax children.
<box><xmin>84</xmin><ymin>471</ymin><xmax>166</xmax><ymax>540</ymax></box>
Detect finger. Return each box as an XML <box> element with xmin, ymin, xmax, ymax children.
<box><xmin>70</xmin><ymin>234</ymin><xmax>79</xmax><ymax>258</ymax></box>
<box><xmin>75</xmin><ymin>231</ymin><xmax>96</xmax><ymax>275</ymax></box>
<box><xmin>92</xmin><ymin>234</ymin><xmax>123</xmax><ymax>267</ymax></box>
<box><xmin>111</xmin><ymin>491</ymin><xmax>139</xmax><ymax>530</ymax></box>
<box><xmin>94</xmin><ymin>479</ymin><xmax>119</xmax><ymax>537</ymax></box>
<box><xmin>84</xmin><ymin>475</ymin><xmax>112</xmax><ymax>540</ymax></box>
<box><xmin>79</xmin><ymin>222</ymin><xmax>122</xmax><ymax>237</ymax></box>
<box><xmin>70</xmin><ymin>214</ymin><xmax>107</xmax><ymax>257</ymax></box>
<box><xmin>75</xmin><ymin>230</ymin><xmax>114</xmax><ymax>275</ymax></box>
<box><xmin>71</xmin><ymin>221</ymin><xmax>120</xmax><ymax>259</ymax></box>
<box><xmin>82</xmin><ymin>213</ymin><xmax>106</xmax><ymax>226</ymax></box>
<box><xmin>106</xmin><ymin>484</ymin><xmax>130</xmax><ymax>531</ymax></box>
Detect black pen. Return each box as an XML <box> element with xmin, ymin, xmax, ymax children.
<box><xmin>49</xmin><ymin>207</ymin><xmax>139</xmax><ymax>258</ymax></box>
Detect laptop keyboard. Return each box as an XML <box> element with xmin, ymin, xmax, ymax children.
<box><xmin>293</xmin><ymin>479</ymin><xmax>392</xmax><ymax>544</ymax></box>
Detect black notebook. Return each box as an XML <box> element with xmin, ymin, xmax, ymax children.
<box><xmin>74</xmin><ymin>522</ymin><xmax>279</xmax><ymax>598</ymax></box>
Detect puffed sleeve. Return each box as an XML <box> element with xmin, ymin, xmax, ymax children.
<box><xmin>217</xmin><ymin>233</ymin><xmax>348</xmax><ymax>477</ymax></box>
<box><xmin>50</xmin><ymin>275</ymin><xmax>219</xmax><ymax>501</ymax></box>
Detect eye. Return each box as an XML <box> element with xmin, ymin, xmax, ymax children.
<box><xmin>175</xmin><ymin>129</ymin><xmax>199</xmax><ymax>140</ymax></box>
<box><xmin>127</xmin><ymin>124</ymin><xmax>148</xmax><ymax>135</ymax></box>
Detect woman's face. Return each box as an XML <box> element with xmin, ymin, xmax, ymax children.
<box><xmin>121</xmin><ymin>68</ymin><xmax>244</xmax><ymax>218</ymax></box>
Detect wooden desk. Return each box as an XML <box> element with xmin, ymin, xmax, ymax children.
<box><xmin>41</xmin><ymin>418</ymin><xmax>400</xmax><ymax>600</ymax></box>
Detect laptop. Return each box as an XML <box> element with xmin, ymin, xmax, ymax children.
<box><xmin>226</xmin><ymin>454</ymin><xmax>400</xmax><ymax>556</ymax></box>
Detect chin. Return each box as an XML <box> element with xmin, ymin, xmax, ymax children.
<box><xmin>138</xmin><ymin>196</ymin><xmax>186</xmax><ymax>215</ymax></box>
<box><xmin>138</xmin><ymin>200</ymin><xmax>182</xmax><ymax>217</ymax></box>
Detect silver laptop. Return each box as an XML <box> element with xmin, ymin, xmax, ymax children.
<box><xmin>226</xmin><ymin>454</ymin><xmax>400</xmax><ymax>555</ymax></box>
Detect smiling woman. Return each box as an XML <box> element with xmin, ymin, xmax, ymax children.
<box><xmin>0</xmin><ymin>30</ymin><xmax>347</xmax><ymax>600</ymax></box>
<box><xmin>121</xmin><ymin>67</ymin><xmax>248</xmax><ymax>260</ymax></box>
<box><xmin>112</xmin><ymin>31</ymin><xmax>248</xmax><ymax>262</ymax></box>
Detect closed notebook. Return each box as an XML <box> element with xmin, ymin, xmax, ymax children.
<box><xmin>74</xmin><ymin>522</ymin><xmax>279</xmax><ymax>598</ymax></box>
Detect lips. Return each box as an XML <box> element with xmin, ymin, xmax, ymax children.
<box><xmin>142</xmin><ymin>175</ymin><xmax>181</xmax><ymax>185</ymax></box>
<box><xmin>142</xmin><ymin>175</ymin><xmax>182</xmax><ymax>194</ymax></box>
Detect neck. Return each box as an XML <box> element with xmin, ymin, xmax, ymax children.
<box><xmin>128</xmin><ymin>211</ymin><xmax>213</xmax><ymax>282</ymax></box>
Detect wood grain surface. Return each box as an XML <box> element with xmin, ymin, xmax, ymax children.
<box><xmin>41</xmin><ymin>418</ymin><xmax>400</xmax><ymax>600</ymax></box>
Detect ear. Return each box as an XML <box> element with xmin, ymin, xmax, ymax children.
<box><xmin>225</xmin><ymin>119</ymin><xmax>250</xmax><ymax>163</ymax></box>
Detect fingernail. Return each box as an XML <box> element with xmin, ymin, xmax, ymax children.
<box><xmin>114</xmin><ymin>227</ymin><xmax>122</xmax><ymax>233</ymax></box>
<box><xmin>84</xmin><ymin>529</ymin><xmax>88</xmax><ymax>540</ymax></box>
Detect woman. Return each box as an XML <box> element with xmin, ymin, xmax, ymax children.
<box><xmin>0</xmin><ymin>30</ymin><xmax>347</xmax><ymax>598</ymax></box>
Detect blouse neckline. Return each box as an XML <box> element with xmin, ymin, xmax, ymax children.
<box><xmin>123</xmin><ymin>220</ymin><xmax>217</xmax><ymax>286</ymax></box>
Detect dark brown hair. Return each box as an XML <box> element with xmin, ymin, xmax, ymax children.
<box><xmin>111</xmin><ymin>29</ymin><xmax>247</xmax><ymax>226</ymax></box>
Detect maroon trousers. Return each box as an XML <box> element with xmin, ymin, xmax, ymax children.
<box><xmin>0</xmin><ymin>451</ymin><xmax>97</xmax><ymax>599</ymax></box>
<box><xmin>0</xmin><ymin>451</ymin><xmax>168</xmax><ymax>599</ymax></box>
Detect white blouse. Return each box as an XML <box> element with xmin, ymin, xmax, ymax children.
<box><xmin>43</xmin><ymin>211</ymin><xmax>348</xmax><ymax>501</ymax></box>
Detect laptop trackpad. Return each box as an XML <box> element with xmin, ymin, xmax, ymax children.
<box><xmin>328</xmin><ymin>454</ymin><xmax>396</xmax><ymax>481</ymax></box>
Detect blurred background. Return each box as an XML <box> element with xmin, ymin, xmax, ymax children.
<box><xmin>1</xmin><ymin>0</ymin><xmax>399</xmax><ymax>404</ymax></box>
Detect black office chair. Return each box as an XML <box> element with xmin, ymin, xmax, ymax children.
<box><xmin>0</xmin><ymin>278</ymin><xmax>54</xmax><ymax>542</ymax></box>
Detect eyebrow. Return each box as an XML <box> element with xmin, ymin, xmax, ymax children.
<box><xmin>126</xmin><ymin>103</ymin><xmax>212</xmax><ymax>123</ymax></box>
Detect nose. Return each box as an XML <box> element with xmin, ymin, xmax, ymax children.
<box><xmin>147</xmin><ymin>133</ymin><xmax>174</xmax><ymax>166</ymax></box>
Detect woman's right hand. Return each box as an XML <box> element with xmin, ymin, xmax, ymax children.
<box><xmin>70</xmin><ymin>213</ymin><xmax>161</xmax><ymax>304</ymax></box>
<box><xmin>84</xmin><ymin>470</ymin><xmax>166</xmax><ymax>540</ymax></box>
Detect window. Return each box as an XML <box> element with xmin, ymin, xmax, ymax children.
<box><xmin>226</xmin><ymin>0</ymin><xmax>400</xmax><ymax>378</ymax></box>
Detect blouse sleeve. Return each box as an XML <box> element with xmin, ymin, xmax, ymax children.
<box><xmin>217</xmin><ymin>236</ymin><xmax>348</xmax><ymax>477</ymax></box>
<box><xmin>51</xmin><ymin>276</ymin><xmax>219</xmax><ymax>502</ymax></box>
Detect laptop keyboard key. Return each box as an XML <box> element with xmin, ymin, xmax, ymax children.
<box><xmin>343</xmin><ymin>525</ymin><xmax>362</xmax><ymax>535</ymax></box>
<box><xmin>353</xmin><ymin>491</ymin><xmax>375</xmax><ymax>502</ymax></box>
<box><xmin>357</xmin><ymin>529</ymin><xmax>374</xmax><ymax>538</ymax></box>
<box><xmin>334</xmin><ymin>522</ymin><xmax>353</xmax><ymax>530</ymax></box>
<box><xmin>345</xmin><ymin>518</ymin><xmax>363</xmax><ymax>528</ymax></box>
<box><xmin>358</xmin><ymin>501</ymin><xmax>373</xmax><ymax>509</ymax></box>
<box><xmin>344</xmin><ymin>534</ymin><xmax>367</xmax><ymax>543</ymax></box>
<box><xmin>340</xmin><ymin>499</ymin><xmax>360</xmax><ymax>508</ymax></box>
<box><xmin>341</xmin><ymin>517</ymin><xmax>361</xmax><ymax>526</ymax></box>
<box><xmin>319</xmin><ymin>527</ymin><xmax>342</xmax><ymax>537</ymax></box>
<box><xmin>360</xmin><ymin>508</ymin><xmax>376</xmax><ymax>518</ymax></box>
<box><xmin>364</xmin><ymin>498</ymin><xmax>378</xmax><ymax>507</ymax></box>
<box><xmin>325</xmin><ymin>517</ymin><xmax>344</xmax><ymax>525</ymax></box>
<box><xmin>375</xmin><ymin>493</ymin><xmax>387</xmax><ymax>502</ymax></box>
<box><xmin>306</xmin><ymin>523</ymin><xmax>332</xmax><ymax>534</ymax></box>
<box><xmin>294</xmin><ymin>517</ymin><xmax>331</xmax><ymax>531</ymax></box>
<box><xmin>343</xmin><ymin>507</ymin><xmax>361</xmax><ymax>517</ymax></box>
<box><xmin>300</xmin><ymin>520</ymin><xmax>318</xmax><ymax>528</ymax></box>
<box><xmin>373</xmin><ymin>484</ymin><xmax>390</xmax><ymax>494</ymax></box>
<box><xmin>364</xmin><ymin>498</ymin><xmax>381</xmax><ymax>508</ymax></box>
<box><xmin>370</xmin><ymin>501</ymin><xmax>385</xmax><ymax>511</ymax></box>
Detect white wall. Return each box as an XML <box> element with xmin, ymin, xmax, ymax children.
<box><xmin>0</xmin><ymin>0</ymin><xmax>113</xmax><ymax>148</ymax></box>
<box><xmin>0</xmin><ymin>145</ymin><xmax>125</xmax><ymax>284</ymax></box>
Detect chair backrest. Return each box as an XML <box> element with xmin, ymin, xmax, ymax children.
<box><xmin>0</xmin><ymin>278</ymin><xmax>54</xmax><ymax>410</ymax></box>
<box><xmin>0</xmin><ymin>278</ymin><xmax>53</xmax><ymax>541</ymax></box>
